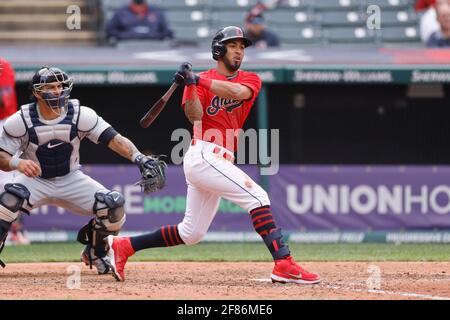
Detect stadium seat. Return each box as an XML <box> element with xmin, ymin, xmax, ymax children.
<box><xmin>165</xmin><ymin>9</ymin><xmax>211</xmax><ymax>25</ymax></box>
<box><xmin>272</xmin><ymin>25</ymin><xmax>323</xmax><ymax>44</ymax></box>
<box><xmin>115</xmin><ymin>38</ymin><xmax>173</xmax><ymax>49</ymax></box>
<box><xmin>147</xmin><ymin>0</ymin><xmax>208</xmax><ymax>9</ymax></box>
<box><xmin>325</xmin><ymin>27</ymin><xmax>376</xmax><ymax>43</ymax></box>
<box><xmin>209</xmin><ymin>0</ymin><xmax>259</xmax><ymax>10</ymax></box>
<box><xmin>312</xmin><ymin>0</ymin><xmax>361</xmax><ymax>12</ymax></box>
<box><xmin>379</xmin><ymin>10</ymin><xmax>418</xmax><ymax>27</ymax></box>
<box><xmin>319</xmin><ymin>11</ymin><xmax>366</xmax><ymax>27</ymax></box>
<box><xmin>265</xmin><ymin>10</ymin><xmax>315</xmax><ymax>26</ymax></box>
<box><xmin>277</xmin><ymin>0</ymin><xmax>314</xmax><ymax>8</ymax></box>
<box><xmin>171</xmin><ymin>24</ymin><xmax>213</xmax><ymax>45</ymax></box>
<box><xmin>102</xmin><ymin>0</ymin><xmax>127</xmax><ymax>8</ymax></box>
<box><xmin>379</xmin><ymin>26</ymin><xmax>420</xmax><ymax>42</ymax></box>
<box><xmin>362</xmin><ymin>0</ymin><xmax>411</xmax><ymax>10</ymax></box>
<box><xmin>210</xmin><ymin>10</ymin><xmax>248</xmax><ymax>29</ymax></box>
<box><xmin>102</xmin><ymin>0</ymin><xmax>207</xmax><ymax>12</ymax></box>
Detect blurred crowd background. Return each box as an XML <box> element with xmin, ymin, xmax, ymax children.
<box><xmin>0</xmin><ymin>0</ymin><xmax>449</xmax><ymax>48</ymax></box>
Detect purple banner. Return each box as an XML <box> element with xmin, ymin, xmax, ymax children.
<box><xmin>23</xmin><ymin>165</ymin><xmax>450</xmax><ymax>232</ymax></box>
<box><xmin>25</xmin><ymin>165</ymin><xmax>258</xmax><ymax>232</ymax></box>
<box><xmin>270</xmin><ymin>166</ymin><xmax>450</xmax><ymax>231</ymax></box>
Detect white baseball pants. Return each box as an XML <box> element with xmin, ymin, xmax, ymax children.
<box><xmin>178</xmin><ymin>139</ymin><xmax>270</xmax><ymax>245</ymax></box>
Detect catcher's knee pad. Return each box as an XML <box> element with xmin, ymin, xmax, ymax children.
<box><xmin>0</xmin><ymin>183</ymin><xmax>31</xmax><ymax>223</ymax></box>
<box><xmin>77</xmin><ymin>190</ymin><xmax>126</xmax><ymax>257</ymax></box>
<box><xmin>93</xmin><ymin>189</ymin><xmax>126</xmax><ymax>232</ymax></box>
<box><xmin>177</xmin><ymin>224</ymin><xmax>205</xmax><ymax>246</ymax></box>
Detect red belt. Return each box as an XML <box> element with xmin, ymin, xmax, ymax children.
<box><xmin>191</xmin><ymin>139</ymin><xmax>234</xmax><ymax>162</ymax></box>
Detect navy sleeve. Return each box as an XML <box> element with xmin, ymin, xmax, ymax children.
<box><xmin>98</xmin><ymin>126</ymin><xmax>118</xmax><ymax>145</ymax></box>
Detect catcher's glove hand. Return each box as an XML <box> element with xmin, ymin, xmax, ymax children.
<box><xmin>134</xmin><ymin>154</ymin><xmax>167</xmax><ymax>194</ymax></box>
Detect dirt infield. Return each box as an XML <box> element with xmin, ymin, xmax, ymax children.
<box><xmin>0</xmin><ymin>261</ymin><xmax>449</xmax><ymax>300</ymax></box>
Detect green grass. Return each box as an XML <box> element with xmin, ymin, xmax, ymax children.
<box><xmin>1</xmin><ymin>242</ymin><xmax>449</xmax><ymax>263</ymax></box>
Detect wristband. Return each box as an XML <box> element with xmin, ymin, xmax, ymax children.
<box><xmin>9</xmin><ymin>157</ymin><xmax>21</xmax><ymax>170</ymax></box>
<box><xmin>132</xmin><ymin>152</ymin><xmax>144</xmax><ymax>164</ymax></box>
<box><xmin>198</xmin><ymin>77</ymin><xmax>212</xmax><ymax>91</ymax></box>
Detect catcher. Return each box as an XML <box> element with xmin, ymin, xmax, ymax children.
<box><xmin>0</xmin><ymin>66</ymin><xmax>166</xmax><ymax>279</ymax></box>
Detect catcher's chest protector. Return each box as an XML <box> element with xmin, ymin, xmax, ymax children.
<box><xmin>20</xmin><ymin>100</ymin><xmax>80</xmax><ymax>179</ymax></box>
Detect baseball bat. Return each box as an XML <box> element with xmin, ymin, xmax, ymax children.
<box><xmin>139</xmin><ymin>82</ymin><xmax>179</xmax><ymax>128</ymax></box>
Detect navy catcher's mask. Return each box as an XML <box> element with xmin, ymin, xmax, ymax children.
<box><xmin>30</xmin><ymin>66</ymin><xmax>73</xmax><ymax>109</ymax></box>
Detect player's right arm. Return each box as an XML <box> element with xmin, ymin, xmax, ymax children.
<box><xmin>175</xmin><ymin>63</ymin><xmax>204</xmax><ymax>124</ymax></box>
<box><xmin>183</xmin><ymin>85</ymin><xmax>203</xmax><ymax>124</ymax></box>
<box><xmin>0</xmin><ymin>113</ymin><xmax>41</xmax><ymax>177</ymax></box>
<box><xmin>0</xmin><ymin>151</ymin><xmax>41</xmax><ymax>177</ymax></box>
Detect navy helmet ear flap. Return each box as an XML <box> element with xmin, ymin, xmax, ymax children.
<box><xmin>211</xmin><ymin>40</ymin><xmax>226</xmax><ymax>61</ymax></box>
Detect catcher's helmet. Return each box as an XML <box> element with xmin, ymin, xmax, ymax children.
<box><xmin>30</xmin><ymin>66</ymin><xmax>73</xmax><ymax>109</ymax></box>
<box><xmin>211</xmin><ymin>26</ymin><xmax>252</xmax><ymax>61</ymax></box>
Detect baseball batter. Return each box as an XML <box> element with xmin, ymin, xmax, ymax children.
<box><xmin>0</xmin><ymin>67</ymin><xmax>164</xmax><ymax>277</ymax></box>
<box><xmin>107</xmin><ymin>26</ymin><xmax>320</xmax><ymax>284</ymax></box>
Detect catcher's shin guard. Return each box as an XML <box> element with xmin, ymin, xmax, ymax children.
<box><xmin>0</xmin><ymin>220</ymin><xmax>12</xmax><ymax>268</ymax></box>
<box><xmin>78</xmin><ymin>190</ymin><xmax>126</xmax><ymax>261</ymax></box>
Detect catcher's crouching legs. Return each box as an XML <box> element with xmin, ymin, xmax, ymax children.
<box><xmin>78</xmin><ymin>190</ymin><xmax>126</xmax><ymax>274</ymax></box>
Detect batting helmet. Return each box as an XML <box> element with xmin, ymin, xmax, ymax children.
<box><xmin>211</xmin><ymin>26</ymin><xmax>252</xmax><ymax>61</ymax></box>
<box><xmin>30</xmin><ymin>66</ymin><xmax>73</xmax><ymax>109</ymax></box>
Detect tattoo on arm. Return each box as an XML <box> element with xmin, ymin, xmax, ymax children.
<box><xmin>185</xmin><ymin>99</ymin><xmax>203</xmax><ymax>124</ymax></box>
<box><xmin>108</xmin><ymin>134</ymin><xmax>139</xmax><ymax>161</ymax></box>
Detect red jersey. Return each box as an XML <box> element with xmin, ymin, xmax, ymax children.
<box><xmin>182</xmin><ymin>69</ymin><xmax>262</xmax><ymax>151</ymax></box>
<box><xmin>0</xmin><ymin>58</ymin><xmax>18</xmax><ymax>120</ymax></box>
<box><xmin>415</xmin><ymin>0</ymin><xmax>435</xmax><ymax>11</ymax></box>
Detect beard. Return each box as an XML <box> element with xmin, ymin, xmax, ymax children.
<box><xmin>223</xmin><ymin>56</ymin><xmax>241</xmax><ymax>72</ymax></box>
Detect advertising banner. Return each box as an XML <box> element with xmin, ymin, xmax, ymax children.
<box><xmin>271</xmin><ymin>166</ymin><xmax>450</xmax><ymax>231</ymax></box>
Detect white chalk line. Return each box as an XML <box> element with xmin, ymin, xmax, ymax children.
<box><xmin>250</xmin><ymin>278</ymin><xmax>450</xmax><ymax>300</ymax></box>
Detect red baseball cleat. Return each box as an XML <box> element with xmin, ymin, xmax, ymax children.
<box><xmin>271</xmin><ymin>256</ymin><xmax>321</xmax><ymax>284</ymax></box>
<box><xmin>106</xmin><ymin>235</ymin><xmax>135</xmax><ymax>282</ymax></box>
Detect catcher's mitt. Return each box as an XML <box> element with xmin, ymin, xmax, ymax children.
<box><xmin>134</xmin><ymin>154</ymin><xmax>167</xmax><ymax>194</ymax></box>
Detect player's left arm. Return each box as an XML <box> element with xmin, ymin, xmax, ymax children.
<box><xmin>197</xmin><ymin>73</ymin><xmax>261</xmax><ymax>101</ymax></box>
<box><xmin>80</xmin><ymin>106</ymin><xmax>142</xmax><ymax>162</ymax></box>
<box><xmin>106</xmin><ymin>134</ymin><xmax>140</xmax><ymax>161</ymax></box>
<box><xmin>208</xmin><ymin>80</ymin><xmax>253</xmax><ymax>100</ymax></box>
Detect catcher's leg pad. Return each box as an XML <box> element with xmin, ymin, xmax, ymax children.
<box><xmin>78</xmin><ymin>190</ymin><xmax>126</xmax><ymax>258</ymax></box>
<box><xmin>263</xmin><ymin>228</ymin><xmax>291</xmax><ymax>260</ymax></box>
<box><xmin>0</xmin><ymin>183</ymin><xmax>31</xmax><ymax>269</ymax></box>
<box><xmin>0</xmin><ymin>183</ymin><xmax>31</xmax><ymax>223</ymax></box>
<box><xmin>0</xmin><ymin>219</ymin><xmax>12</xmax><ymax>268</ymax></box>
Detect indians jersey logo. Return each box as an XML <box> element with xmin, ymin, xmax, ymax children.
<box><xmin>206</xmin><ymin>96</ymin><xmax>243</xmax><ymax>116</ymax></box>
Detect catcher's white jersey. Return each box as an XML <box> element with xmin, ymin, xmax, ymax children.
<box><xmin>0</xmin><ymin>99</ymin><xmax>110</xmax><ymax>179</ymax></box>
<box><xmin>0</xmin><ymin>100</ymin><xmax>114</xmax><ymax>215</ymax></box>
